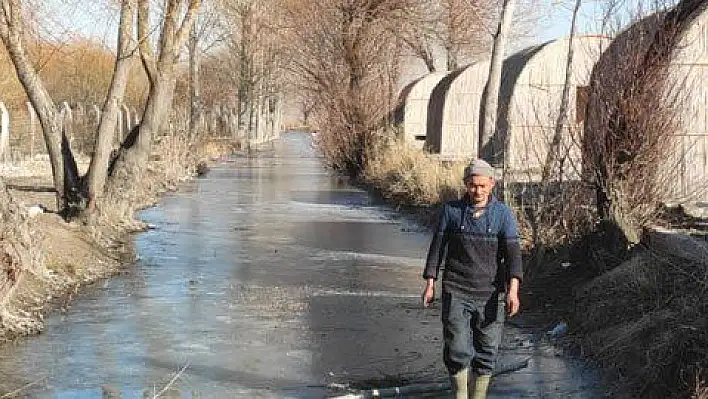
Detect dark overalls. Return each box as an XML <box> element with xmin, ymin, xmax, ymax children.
<box><xmin>423</xmin><ymin>196</ymin><xmax>523</xmax><ymax>375</ymax></box>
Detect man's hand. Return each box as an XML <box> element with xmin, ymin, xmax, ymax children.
<box><xmin>422</xmin><ymin>278</ymin><xmax>435</xmax><ymax>307</ymax></box>
<box><xmin>507</xmin><ymin>277</ymin><xmax>521</xmax><ymax>316</ymax></box>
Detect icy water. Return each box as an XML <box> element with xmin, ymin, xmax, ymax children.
<box><xmin>0</xmin><ymin>132</ymin><xmax>602</xmax><ymax>398</ymax></box>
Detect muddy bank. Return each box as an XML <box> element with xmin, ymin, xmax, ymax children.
<box><xmin>0</xmin><ymin>138</ymin><xmax>241</xmax><ymax>343</ymax></box>
<box><xmin>0</xmin><ymin>211</ymin><xmax>130</xmax><ymax>342</ymax></box>
<box><xmin>570</xmin><ymin>230</ymin><xmax>708</xmax><ymax>398</ymax></box>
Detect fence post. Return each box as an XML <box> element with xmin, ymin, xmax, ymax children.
<box><xmin>27</xmin><ymin>102</ymin><xmax>36</xmax><ymax>158</ymax></box>
<box><xmin>229</xmin><ymin>108</ymin><xmax>238</xmax><ymax>138</ymax></box>
<box><xmin>219</xmin><ymin>104</ymin><xmax>229</xmax><ymax>137</ymax></box>
<box><xmin>90</xmin><ymin>104</ymin><xmax>101</xmax><ymax>127</ymax></box>
<box><xmin>121</xmin><ymin>104</ymin><xmax>131</xmax><ymax>136</ymax></box>
<box><xmin>116</xmin><ymin>104</ymin><xmax>123</xmax><ymax>143</ymax></box>
<box><xmin>0</xmin><ymin>102</ymin><xmax>9</xmax><ymax>162</ymax></box>
<box><xmin>131</xmin><ymin>107</ymin><xmax>139</xmax><ymax>128</ymax></box>
<box><xmin>199</xmin><ymin>108</ymin><xmax>207</xmax><ymax>135</ymax></box>
<box><xmin>74</xmin><ymin>102</ymin><xmax>85</xmax><ymax>119</ymax></box>
<box><xmin>274</xmin><ymin>95</ymin><xmax>282</xmax><ymax>139</ymax></box>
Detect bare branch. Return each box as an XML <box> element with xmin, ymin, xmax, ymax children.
<box><xmin>174</xmin><ymin>0</ymin><xmax>201</xmax><ymax>56</ymax></box>
<box><xmin>137</xmin><ymin>0</ymin><xmax>157</xmax><ymax>81</ymax></box>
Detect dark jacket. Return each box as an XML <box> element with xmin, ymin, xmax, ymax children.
<box><xmin>423</xmin><ymin>196</ymin><xmax>523</xmax><ymax>298</ymax></box>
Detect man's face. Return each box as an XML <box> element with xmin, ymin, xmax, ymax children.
<box><xmin>465</xmin><ymin>175</ymin><xmax>495</xmax><ymax>204</ymax></box>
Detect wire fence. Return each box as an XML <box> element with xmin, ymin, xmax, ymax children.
<box><xmin>0</xmin><ymin>100</ymin><xmax>282</xmax><ymax>163</ymax></box>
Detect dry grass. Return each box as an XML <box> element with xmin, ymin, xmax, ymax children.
<box><xmin>153</xmin><ymin>135</ymin><xmax>200</xmax><ymax>186</ymax></box>
<box><xmin>0</xmin><ymin>182</ymin><xmax>81</xmax><ymax>342</ymax></box>
<box><xmin>1</xmin><ymin>162</ymin><xmax>126</xmax><ymax>341</ymax></box>
<box><xmin>0</xmin><ymin>181</ymin><xmax>45</xmax><ymax>340</ymax></box>
<box><xmin>695</xmin><ymin>375</ymin><xmax>708</xmax><ymax>399</ymax></box>
<box><xmin>572</xmin><ymin>231</ymin><xmax>708</xmax><ymax>398</ymax></box>
<box><xmin>362</xmin><ymin>136</ymin><xmax>466</xmax><ymax>206</ymax></box>
<box><xmin>360</xmin><ymin>134</ymin><xmax>544</xmax><ymax>247</ymax></box>
<box><xmin>195</xmin><ymin>138</ymin><xmax>242</xmax><ymax>160</ymax></box>
<box><xmin>0</xmin><ymin>209</ymin><xmax>127</xmax><ymax>342</ymax></box>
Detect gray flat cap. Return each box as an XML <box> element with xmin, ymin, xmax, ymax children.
<box><xmin>463</xmin><ymin>159</ymin><xmax>495</xmax><ymax>180</ymax></box>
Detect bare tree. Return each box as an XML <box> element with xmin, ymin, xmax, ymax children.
<box><xmin>392</xmin><ymin>0</ymin><xmax>496</xmax><ymax>72</ymax></box>
<box><xmin>1</xmin><ymin>0</ymin><xmax>198</xmax><ymax>219</ymax></box>
<box><xmin>85</xmin><ymin>0</ymin><xmax>137</xmax><ymax>212</ymax></box>
<box><xmin>108</xmin><ymin>0</ymin><xmax>200</xmax><ymax>194</ymax></box>
<box><xmin>188</xmin><ymin>16</ymin><xmax>201</xmax><ymax>139</ymax></box>
<box><xmin>520</xmin><ymin>0</ymin><xmax>587</xmax><ymax>278</ymax></box>
<box><xmin>584</xmin><ymin>0</ymin><xmax>702</xmax><ymax>243</ymax></box>
<box><xmin>479</xmin><ymin>0</ymin><xmax>516</xmax><ymax>161</ymax></box>
<box><xmin>220</xmin><ymin>0</ymin><xmax>268</xmax><ymax>133</ymax></box>
<box><xmin>212</xmin><ymin>0</ymin><xmax>285</xmax><ymax>144</ymax></box>
<box><xmin>186</xmin><ymin>2</ymin><xmax>227</xmax><ymax>138</ymax></box>
<box><xmin>541</xmin><ymin>0</ymin><xmax>582</xmax><ymax>182</ymax></box>
<box><xmin>393</xmin><ymin>0</ymin><xmax>440</xmax><ymax>72</ymax></box>
<box><xmin>441</xmin><ymin>0</ymin><xmax>494</xmax><ymax>70</ymax></box>
<box><xmin>0</xmin><ymin>0</ymin><xmax>73</xmax><ymax>211</ymax></box>
<box><xmin>233</xmin><ymin>1</ymin><xmax>257</xmax><ymax>132</ymax></box>
<box><xmin>285</xmin><ymin>0</ymin><xmax>408</xmax><ymax>174</ymax></box>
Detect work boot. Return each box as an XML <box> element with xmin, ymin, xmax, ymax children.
<box><xmin>450</xmin><ymin>367</ymin><xmax>469</xmax><ymax>399</ymax></box>
<box><xmin>472</xmin><ymin>374</ymin><xmax>491</xmax><ymax>399</ymax></box>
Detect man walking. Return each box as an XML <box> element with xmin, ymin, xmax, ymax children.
<box><xmin>422</xmin><ymin>159</ymin><xmax>523</xmax><ymax>399</ymax></box>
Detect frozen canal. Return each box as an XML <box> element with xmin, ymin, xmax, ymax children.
<box><xmin>0</xmin><ymin>132</ymin><xmax>601</xmax><ymax>398</ymax></box>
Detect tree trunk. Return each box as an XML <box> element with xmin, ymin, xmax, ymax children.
<box><xmin>107</xmin><ymin>0</ymin><xmax>199</xmax><ymax>194</ymax></box>
<box><xmin>541</xmin><ymin>0</ymin><xmax>581</xmax><ymax>182</ymax></box>
<box><xmin>522</xmin><ymin>0</ymin><xmax>583</xmax><ymax>259</ymax></box>
<box><xmin>85</xmin><ymin>0</ymin><xmax>136</xmax><ymax>211</ymax></box>
<box><xmin>479</xmin><ymin>0</ymin><xmax>517</xmax><ymax>161</ymax></box>
<box><xmin>0</xmin><ymin>0</ymin><xmax>65</xmax><ymax>211</ymax></box>
<box><xmin>188</xmin><ymin>17</ymin><xmax>201</xmax><ymax>139</ymax></box>
<box><xmin>109</xmin><ymin>72</ymin><xmax>177</xmax><ymax>187</ymax></box>
<box><xmin>237</xmin><ymin>8</ymin><xmax>253</xmax><ymax>131</ymax></box>
<box><xmin>423</xmin><ymin>55</ymin><xmax>436</xmax><ymax>72</ymax></box>
<box><xmin>603</xmin><ymin>187</ymin><xmax>639</xmax><ymax>246</ymax></box>
<box><xmin>0</xmin><ymin>102</ymin><xmax>9</xmax><ymax>162</ymax></box>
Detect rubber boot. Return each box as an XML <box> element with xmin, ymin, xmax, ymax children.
<box><xmin>471</xmin><ymin>374</ymin><xmax>491</xmax><ymax>399</ymax></box>
<box><xmin>450</xmin><ymin>367</ymin><xmax>469</xmax><ymax>399</ymax></box>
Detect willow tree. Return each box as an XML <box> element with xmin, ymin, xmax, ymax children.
<box><xmin>86</xmin><ymin>0</ymin><xmax>137</xmax><ymax>212</ymax></box>
<box><xmin>186</xmin><ymin>2</ymin><xmax>228</xmax><ymax>139</ymax></box>
<box><xmin>0</xmin><ymin>0</ymin><xmax>73</xmax><ymax>212</ymax></box>
<box><xmin>1</xmin><ymin>0</ymin><xmax>200</xmax><ymax>218</ymax></box>
<box><xmin>107</xmin><ymin>0</ymin><xmax>200</xmax><ymax>195</ymax></box>
<box><xmin>440</xmin><ymin>0</ymin><xmax>496</xmax><ymax>71</ymax></box>
<box><xmin>393</xmin><ymin>0</ymin><xmax>497</xmax><ymax>73</ymax></box>
<box><xmin>285</xmin><ymin>0</ymin><xmax>411</xmax><ymax>174</ymax></box>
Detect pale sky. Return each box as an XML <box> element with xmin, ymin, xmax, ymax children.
<box><xmin>536</xmin><ymin>0</ymin><xmax>607</xmax><ymax>42</ymax></box>
<box><xmin>536</xmin><ymin>0</ymin><xmax>681</xmax><ymax>43</ymax></box>
<box><xmin>39</xmin><ymin>1</ymin><xmax>119</xmax><ymax>46</ymax></box>
<box><xmin>39</xmin><ymin>0</ymin><xmax>681</xmax><ymax>54</ymax></box>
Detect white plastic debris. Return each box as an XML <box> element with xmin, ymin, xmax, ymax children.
<box><xmin>547</xmin><ymin>322</ymin><xmax>568</xmax><ymax>338</ymax></box>
<box><xmin>27</xmin><ymin>204</ymin><xmax>45</xmax><ymax>218</ymax></box>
